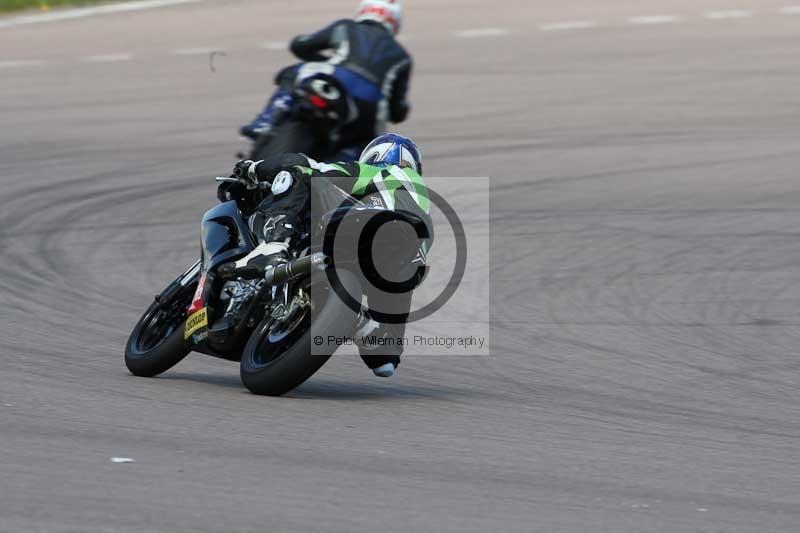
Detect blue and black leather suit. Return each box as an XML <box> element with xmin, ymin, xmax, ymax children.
<box><xmin>250</xmin><ymin>19</ymin><xmax>412</xmax><ymax>155</ymax></box>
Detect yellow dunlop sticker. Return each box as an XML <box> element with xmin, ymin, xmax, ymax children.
<box><xmin>184</xmin><ymin>308</ymin><xmax>209</xmax><ymax>340</ymax></box>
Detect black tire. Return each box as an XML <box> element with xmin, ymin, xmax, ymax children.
<box><xmin>240</xmin><ymin>270</ymin><xmax>362</xmax><ymax>396</ymax></box>
<box><xmin>252</xmin><ymin>120</ymin><xmax>318</xmax><ymax>161</ymax></box>
<box><xmin>125</xmin><ymin>279</ymin><xmax>196</xmax><ymax>377</ymax></box>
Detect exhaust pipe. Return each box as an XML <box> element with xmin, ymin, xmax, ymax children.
<box><xmin>263</xmin><ymin>252</ymin><xmax>329</xmax><ymax>285</ymax></box>
<box><xmin>218</xmin><ymin>252</ymin><xmax>328</xmax><ymax>283</ymax></box>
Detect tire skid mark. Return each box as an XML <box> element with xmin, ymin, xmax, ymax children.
<box><xmin>0</xmin><ymin>167</ymin><xmax>202</xmax><ymax>345</ymax></box>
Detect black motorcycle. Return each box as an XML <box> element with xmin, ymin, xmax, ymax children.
<box><xmin>243</xmin><ymin>70</ymin><xmax>355</xmax><ymax>163</ymax></box>
<box><xmin>124</xmin><ymin>178</ymin><xmax>425</xmax><ymax>396</ymax></box>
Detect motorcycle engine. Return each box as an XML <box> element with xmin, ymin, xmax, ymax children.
<box><xmin>220</xmin><ymin>279</ymin><xmax>262</xmax><ymax>320</ymax></box>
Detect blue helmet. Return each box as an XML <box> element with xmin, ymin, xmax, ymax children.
<box><xmin>358</xmin><ymin>133</ymin><xmax>423</xmax><ymax>174</ymax></box>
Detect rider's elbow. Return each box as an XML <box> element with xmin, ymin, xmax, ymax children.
<box><xmin>391</xmin><ymin>102</ymin><xmax>411</xmax><ymax>123</ymax></box>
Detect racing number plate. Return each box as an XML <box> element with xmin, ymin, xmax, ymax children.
<box><xmin>184</xmin><ymin>307</ymin><xmax>209</xmax><ymax>340</ymax></box>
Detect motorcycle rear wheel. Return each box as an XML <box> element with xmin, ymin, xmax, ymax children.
<box><xmin>251</xmin><ymin>120</ymin><xmax>319</xmax><ymax>161</ymax></box>
<box><xmin>240</xmin><ymin>270</ymin><xmax>362</xmax><ymax>396</ymax></box>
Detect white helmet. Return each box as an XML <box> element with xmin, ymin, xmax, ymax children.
<box><xmin>355</xmin><ymin>0</ymin><xmax>404</xmax><ymax>35</ymax></box>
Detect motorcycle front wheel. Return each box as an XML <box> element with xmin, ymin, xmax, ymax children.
<box><xmin>124</xmin><ymin>276</ymin><xmax>197</xmax><ymax>377</ymax></box>
<box><xmin>240</xmin><ymin>270</ymin><xmax>362</xmax><ymax>396</ymax></box>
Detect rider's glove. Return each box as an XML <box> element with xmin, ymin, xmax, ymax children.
<box><xmin>231</xmin><ymin>159</ymin><xmax>262</xmax><ymax>190</ymax></box>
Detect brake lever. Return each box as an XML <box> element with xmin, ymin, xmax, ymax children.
<box><xmin>215</xmin><ymin>176</ymin><xmax>269</xmax><ymax>192</ymax></box>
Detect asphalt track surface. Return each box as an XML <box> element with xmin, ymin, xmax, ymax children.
<box><xmin>3</xmin><ymin>1</ymin><xmax>800</xmax><ymax>531</ymax></box>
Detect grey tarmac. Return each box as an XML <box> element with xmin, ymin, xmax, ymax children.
<box><xmin>1</xmin><ymin>1</ymin><xmax>800</xmax><ymax>531</ymax></box>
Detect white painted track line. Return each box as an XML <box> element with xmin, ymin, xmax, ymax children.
<box><xmin>704</xmin><ymin>10</ymin><xmax>753</xmax><ymax>19</ymax></box>
<box><xmin>0</xmin><ymin>0</ymin><xmax>200</xmax><ymax>29</ymax></box>
<box><xmin>453</xmin><ymin>28</ymin><xmax>511</xmax><ymax>38</ymax></box>
<box><xmin>0</xmin><ymin>59</ymin><xmax>46</xmax><ymax>68</ymax></box>
<box><xmin>539</xmin><ymin>20</ymin><xmax>598</xmax><ymax>32</ymax></box>
<box><xmin>81</xmin><ymin>54</ymin><xmax>133</xmax><ymax>63</ymax></box>
<box><xmin>259</xmin><ymin>41</ymin><xmax>286</xmax><ymax>51</ymax></box>
<box><xmin>4</xmin><ymin>6</ymin><xmax>800</xmax><ymax>70</ymax></box>
<box><xmin>628</xmin><ymin>15</ymin><xmax>681</xmax><ymax>25</ymax></box>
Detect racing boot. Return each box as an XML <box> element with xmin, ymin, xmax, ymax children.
<box><xmin>211</xmin><ymin>241</ymin><xmax>290</xmax><ymax>340</ymax></box>
<box><xmin>240</xmin><ymin>90</ymin><xmax>294</xmax><ymax>140</ymax></box>
<box><xmin>217</xmin><ymin>241</ymin><xmax>290</xmax><ymax>280</ymax></box>
<box><xmin>354</xmin><ymin>311</ymin><xmax>401</xmax><ymax>377</ymax></box>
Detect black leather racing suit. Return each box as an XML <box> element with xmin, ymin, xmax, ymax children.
<box><xmin>248</xmin><ymin>153</ymin><xmax>432</xmax><ymax>370</ymax></box>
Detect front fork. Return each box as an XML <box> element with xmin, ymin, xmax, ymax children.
<box><xmin>152</xmin><ymin>259</ymin><xmax>201</xmax><ymax>310</ymax></box>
